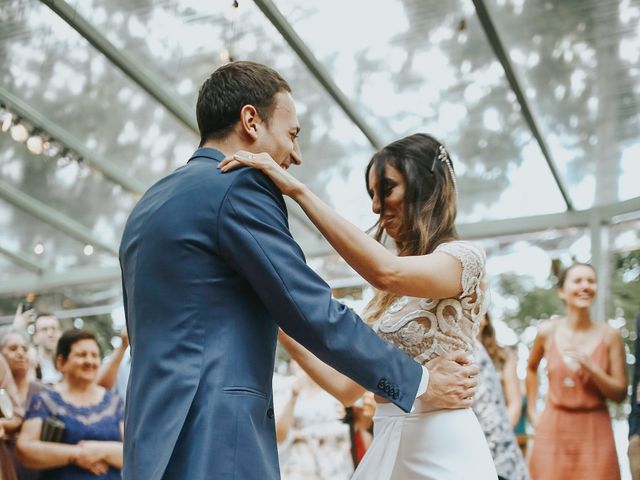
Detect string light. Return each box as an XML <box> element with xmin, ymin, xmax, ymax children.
<box><xmin>0</xmin><ymin>108</ymin><xmax>12</xmax><ymax>132</ymax></box>
<box><xmin>26</xmin><ymin>131</ymin><xmax>45</xmax><ymax>155</ymax></box>
<box><xmin>10</xmin><ymin>122</ymin><xmax>29</xmax><ymax>142</ymax></box>
<box><xmin>83</xmin><ymin>244</ymin><xmax>94</xmax><ymax>256</ymax></box>
<box><xmin>0</xmin><ymin>103</ymin><xmax>91</xmax><ymax>177</ymax></box>
<box><xmin>33</xmin><ymin>242</ymin><xmax>44</xmax><ymax>255</ymax></box>
<box><xmin>43</xmin><ymin>140</ymin><xmax>62</xmax><ymax>158</ymax></box>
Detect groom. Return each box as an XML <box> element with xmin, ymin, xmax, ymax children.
<box><xmin>120</xmin><ymin>61</ymin><xmax>477</xmax><ymax>480</ymax></box>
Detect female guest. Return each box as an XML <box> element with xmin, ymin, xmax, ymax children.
<box><xmin>1</xmin><ymin>330</ymin><xmax>45</xmax><ymax>480</ymax></box>
<box><xmin>478</xmin><ymin>313</ymin><xmax>522</xmax><ymax>427</ymax></box>
<box><xmin>221</xmin><ymin>133</ymin><xmax>497</xmax><ymax>479</ymax></box>
<box><xmin>0</xmin><ymin>353</ymin><xmax>22</xmax><ymax>480</ymax></box>
<box><xmin>473</xmin><ymin>340</ymin><xmax>530</xmax><ymax>480</ymax></box>
<box><xmin>17</xmin><ymin>330</ymin><xmax>124</xmax><ymax>480</ymax></box>
<box><xmin>275</xmin><ymin>361</ymin><xmax>353</xmax><ymax>479</ymax></box>
<box><xmin>527</xmin><ymin>263</ymin><xmax>626</xmax><ymax>479</ymax></box>
<box><xmin>1</xmin><ymin>330</ymin><xmax>44</xmax><ymax>414</ymax></box>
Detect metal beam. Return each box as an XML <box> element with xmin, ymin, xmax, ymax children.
<box><xmin>472</xmin><ymin>0</ymin><xmax>574</xmax><ymax>211</ymax></box>
<box><xmin>590</xmin><ymin>218</ymin><xmax>609</xmax><ymax>321</ymax></box>
<box><xmin>0</xmin><ymin>85</ymin><xmax>146</xmax><ymax>194</ymax></box>
<box><xmin>459</xmin><ymin>195</ymin><xmax>640</xmax><ymax>240</ymax></box>
<box><xmin>40</xmin><ymin>0</ymin><xmax>198</xmax><ymax>133</ymax></box>
<box><xmin>0</xmin><ymin>244</ymin><xmax>46</xmax><ymax>273</ymax></box>
<box><xmin>0</xmin><ymin>264</ymin><xmax>365</xmax><ymax>296</ymax></box>
<box><xmin>308</xmin><ymin>196</ymin><xmax>640</xmax><ymax>256</ymax></box>
<box><xmin>0</xmin><ymin>180</ymin><xmax>119</xmax><ymax>255</ymax></box>
<box><xmin>253</xmin><ymin>0</ymin><xmax>384</xmax><ymax>149</ymax></box>
<box><xmin>0</xmin><ymin>265</ymin><xmax>121</xmax><ymax>296</ymax></box>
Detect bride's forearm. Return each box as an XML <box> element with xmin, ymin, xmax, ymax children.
<box><xmin>292</xmin><ymin>186</ymin><xmax>399</xmax><ymax>291</ymax></box>
<box><xmin>280</xmin><ymin>332</ymin><xmax>365</xmax><ymax>406</ymax></box>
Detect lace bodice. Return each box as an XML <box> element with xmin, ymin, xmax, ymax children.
<box><xmin>372</xmin><ymin>241</ymin><xmax>487</xmax><ymax>365</ymax></box>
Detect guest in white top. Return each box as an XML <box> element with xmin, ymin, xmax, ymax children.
<box><xmin>32</xmin><ymin>313</ymin><xmax>62</xmax><ymax>385</ymax></box>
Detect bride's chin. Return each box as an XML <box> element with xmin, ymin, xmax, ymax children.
<box><xmin>385</xmin><ymin>228</ymin><xmax>399</xmax><ymax>241</ymax></box>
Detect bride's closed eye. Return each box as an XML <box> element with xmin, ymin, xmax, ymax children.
<box><xmin>382</xmin><ymin>180</ymin><xmax>396</xmax><ymax>197</ymax></box>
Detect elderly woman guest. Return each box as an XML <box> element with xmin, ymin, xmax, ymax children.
<box><xmin>17</xmin><ymin>329</ymin><xmax>124</xmax><ymax>480</ymax></box>
<box><xmin>1</xmin><ymin>329</ymin><xmax>46</xmax><ymax>480</ymax></box>
<box><xmin>1</xmin><ymin>353</ymin><xmax>23</xmax><ymax>480</ymax></box>
<box><xmin>1</xmin><ymin>330</ymin><xmax>44</xmax><ymax>413</ymax></box>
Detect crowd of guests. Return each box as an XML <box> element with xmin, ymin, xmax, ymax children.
<box><xmin>0</xmin><ymin>311</ymin><xmax>125</xmax><ymax>480</ymax></box>
<box><xmin>0</xmin><ymin>261</ymin><xmax>634</xmax><ymax>479</ymax></box>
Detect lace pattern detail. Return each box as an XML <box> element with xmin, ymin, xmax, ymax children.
<box><xmin>374</xmin><ymin>241</ymin><xmax>487</xmax><ymax>365</ymax></box>
<box><xmin>27</xmin><ymin>389</ymin><xmax>124</xmax><ymax>426</ymax></box>
<box><xmin>435</xmin><ymin>241</ymin><xmax>485</xmax><ymax>296</ymax></box>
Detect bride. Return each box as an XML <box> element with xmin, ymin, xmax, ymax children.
<box><xmin>220</xmin><ymin>133</ymin><xmax>497</xmax><ymax>479</ymax></box>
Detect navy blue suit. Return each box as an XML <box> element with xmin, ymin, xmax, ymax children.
<box><xmin>119</xmin><ymin>148</ymin><xmax>422</xmax><ymax>479</ymax></box>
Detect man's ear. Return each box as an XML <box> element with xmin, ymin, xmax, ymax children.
<box><xmin>239</xmin><ymin>104</ymin><xmax>262</xmax><ymax>141</ymax></box>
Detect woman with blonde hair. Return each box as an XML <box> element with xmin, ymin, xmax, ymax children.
<box><xmin>221</xmin><ymin>133</ymin><xmax>497</xmax><ymax>479</ymax></box>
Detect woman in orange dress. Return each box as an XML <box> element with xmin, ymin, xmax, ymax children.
<box><xmin>526</xmin><ymin>263</ymin><xmax>626</xmax><ymax>480</ymax></box>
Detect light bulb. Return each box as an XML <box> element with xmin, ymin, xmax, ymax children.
<box><xmin>33</xmin><ymin>243</ymin><xmax>44</xmax><ymax>255</ymax></box>
<box><xmin>83</xmin><ymin>244</ymin><xmax>94</xmax><ymax>256</ymax></box>
<box><xmin>10</xmin><ymin>123</ymin><xmax>28</xmax><ymax>142</ymax></box>
<box><xmin>0</xmin><ymin>109</ymin><xmax>12</xmax><ymax>132</ymax></box>
<box><xmin>219</xmin><ymin>48</ymin><xmax>231</xmax><ymax>63</ymax></box>
<box><xmin>43</xmin><ymin>140</ymin><xmax>62</xmax><ymax>158</ymax></box>
<box><xmin>27</xmin><ymin>135</ymin><xmax>44</xmax><ymax>155</ymax></box>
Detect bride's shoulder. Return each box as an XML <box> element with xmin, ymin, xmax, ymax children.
<box><xmin>433</xmin><ymin>240</ymin><xmax>486</xmax><ymax>272</ymax></box>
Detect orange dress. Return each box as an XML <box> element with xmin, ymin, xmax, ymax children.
<box><xmin>529</xmin><ymin>338</ymin><xmax>620</xmax><ymax>479</ymax></box>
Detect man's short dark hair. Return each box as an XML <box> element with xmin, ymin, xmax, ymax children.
<box><xmin>196</xmin><ymin>61</ymin><xmax>291</xmax><ymax>146</ymax></box>
<box><xmin>56</xmin><ymin>329</ymin><xmax>99</xmax><ymax>360</ymax></box>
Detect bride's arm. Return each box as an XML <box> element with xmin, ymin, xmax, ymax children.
<box><xmin>220</xmin><ymin>153</ymin><xmax>463</xmax><ymax>299</ymax></box>
<box><xmin>279</xmin><ymin>330</ymin><xmax>366</xmax><ymax>407</ymax></box>
<box><xmin>292</xmin><ymin>184</ymin><xmax>462</xmax><ymax>299</ymax></box>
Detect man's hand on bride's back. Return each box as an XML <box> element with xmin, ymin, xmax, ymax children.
<box><xmin>418</xmin><ymin>350</ymin><xmax>478</xmax><ymax>412</ymax></box>
<box><xmin>218</xmin><ymin>150</ymin><xmax>305</xmax><ymax>198</ymax></box>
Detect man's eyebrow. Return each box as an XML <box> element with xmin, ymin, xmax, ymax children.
<box><xmin>292</xmin><ymin>126</ymin><xmax>301</xmax><ymax>135</ymax></box>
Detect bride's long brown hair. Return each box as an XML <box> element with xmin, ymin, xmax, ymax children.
<box><xmin>364</xmin><ymin>133</ymin><xmax>459</xmax><ymax>323</ymax></box>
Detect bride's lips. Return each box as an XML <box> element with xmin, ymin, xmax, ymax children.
<box><xmin>381</xmin><ymin>216</ymin><xmax>395</xmax><ymax>227</ymax></box>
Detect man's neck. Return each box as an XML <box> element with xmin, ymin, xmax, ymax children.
<box><xmin>201</xmin><ymin>136</ymin><xmax>252</xmax><ymax>158</ymax></box>
<box><xmin>38</xmin><ymin>345</ymin><xmax>54</xmax><ymax>358</ymax></box>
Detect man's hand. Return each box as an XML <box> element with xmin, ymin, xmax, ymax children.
<box><xmin>13</xmin><ymin>303</ymin><xmax>36</xmax><ymax>330</ymax></box>
<box><xmin>417</xmin><ymin>350</ymin><xmax>478</xmax><ymax>412</ymax></box>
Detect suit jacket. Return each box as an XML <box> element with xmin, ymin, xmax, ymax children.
<box><xmin>119</xmin><ymin>148</ymin><xmax>422</xmax><ymax>480</ymax></box>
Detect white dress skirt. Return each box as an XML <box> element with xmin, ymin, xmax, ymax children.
<box><xmin>352</xmin><ymin>403</ymin><xmax>497</xmax><ymax>480</ymax></box>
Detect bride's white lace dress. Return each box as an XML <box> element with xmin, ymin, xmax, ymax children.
<box><xmin>352</xmin><ymin>241</ymin><xmax>498</xmax><ymax>480</ymax></box>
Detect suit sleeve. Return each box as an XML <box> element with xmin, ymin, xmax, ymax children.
<box><xmin>218</xmin><ymin>169</ymin><xmax>422</xmax><ymax>412</ymax></box>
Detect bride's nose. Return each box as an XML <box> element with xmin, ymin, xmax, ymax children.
<box><xmin>371</xmin><ymin>194</ymin><xmax>381</xmax><ymax>215</ymax></box>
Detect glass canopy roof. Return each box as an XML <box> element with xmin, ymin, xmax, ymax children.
<box><xmin>0</xmin><ymin>0</ymin><xmax>638</xmax><ymax>310</ymax></box>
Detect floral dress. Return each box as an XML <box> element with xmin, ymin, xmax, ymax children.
<box><xmin>473</xmin><ymin>342</ymin><xmax>530</xmax><ymax>480</ymax></box>
<box><xmin>25</xmin><ymin>389</ymin><xmax>124</xmax><ymax>480</ymax></box>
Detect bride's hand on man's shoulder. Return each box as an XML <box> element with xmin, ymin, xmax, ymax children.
<box><xmin>218</xmin><ymin>150</ymin><xmax>305</xmax><ymax>197</ymax></box>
